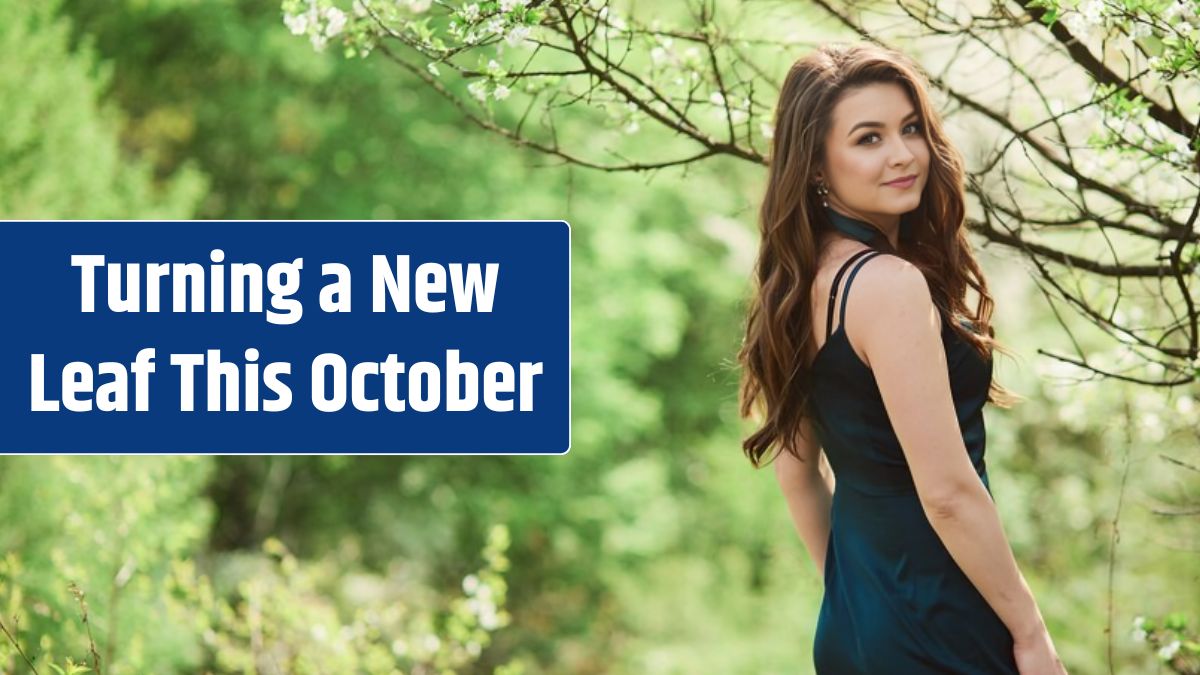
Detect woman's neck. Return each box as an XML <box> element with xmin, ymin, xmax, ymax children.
<box><xmin>825</xmin><ymin>204</ymin><xmax>901</xmax><ymax>250</ymax></box>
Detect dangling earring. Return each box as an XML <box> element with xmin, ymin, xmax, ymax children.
<box><xmin>815</xmin><ymin>181</ymin><xmax>829</xmax><ymax>208</ymax></box>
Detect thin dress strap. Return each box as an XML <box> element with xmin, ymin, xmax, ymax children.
<box><xmin>835</xmin><ymin>250</ymin><xmax>884</xmax><ymax>337</ymax></box>
<box><xmin>825</xmin><ymin>249</ymin><xmax>877</xmax><ymax>340</ymax></box>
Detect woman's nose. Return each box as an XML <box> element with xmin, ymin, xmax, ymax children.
<box><xmin>889</xmin><ymin>136</ymin><xmax>916</xmax><ymax>165</ymax></box>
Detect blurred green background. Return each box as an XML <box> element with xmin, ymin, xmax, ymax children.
<box><xmin>1</xmin><ymin>0</ymin><xmax>1197</xmax><ymax>673</ymax></box>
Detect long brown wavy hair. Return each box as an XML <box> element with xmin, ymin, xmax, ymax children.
<box><xmin>737</xmin><ymin>42</ymin><xmax>1022</xmax><ymax>469</ymax></box>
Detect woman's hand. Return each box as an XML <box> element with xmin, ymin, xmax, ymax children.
<box><xmin>1013</xmin><ymin>626</ymin><xmax>1068</xmax><ymax>675</ymax></box>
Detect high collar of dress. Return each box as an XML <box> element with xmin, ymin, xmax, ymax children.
<box><xmin>824</xmin><ymin>206</ymin><xmax>912</xmax><ymax>249</ymax></box>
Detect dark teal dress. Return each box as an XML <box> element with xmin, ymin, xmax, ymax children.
<box><xmin>808</xmin><ymin>209</ymin><xmax>1018</xmax><ymax>674</ymax></box>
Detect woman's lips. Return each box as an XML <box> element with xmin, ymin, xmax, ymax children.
<box><xmin>885</xmin><ymin>175</ymin><xmax>917</xmax><ymax>188</ymax></box>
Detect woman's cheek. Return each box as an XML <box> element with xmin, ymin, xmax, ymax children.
<box><xmin>856</xmin><ymin>157</ymin><xmax>878</xmax><ymax>182</ymax></box>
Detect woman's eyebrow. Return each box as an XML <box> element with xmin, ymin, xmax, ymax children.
<box><xmin>847</xmin><ymin>109</ymin><xmax>920</xmax><ymax>137</ymax></box>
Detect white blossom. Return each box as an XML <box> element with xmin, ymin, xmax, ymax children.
<box><xmin>462</xmin><ymin>574</ymin><xmax>480</xmax><ymax>593</ymax></box>
<box><xmin>493</xmin><ymin>84</ymin><xmax>511</xmax><ymax>100</ymax></box>
<box><xmin>323</xmin><ymin>6</ymin><xmax>347</xmax><ymax>37</ymax></box>
<box><xmin>1168</xmin><ymin>136</ymin><xmax>1194</xmax><ymax>164</ymax></box>
<box><xmin>461</xmin><ymin>2</ymin><xmax>480</xmax><ymax>22</ymax></box>
<box><xmin>284</xmin><ymin>12</ymin><xmax>309</xmax><ymax>35</ymax></box>
<box><xmin>505</xmin><ymin>25</ymin><xmax>531</xmax><ymax>46</ymax></box>
<box><xmin>603</xmin><ymin>8</ymin><xmax>627</xmax><ymax>31</ymax></box>
<box><xmin>760</xmin><ymin>122</ymin><xmax>774</xmax><ymax>140</ymax></box>
<box><xmin>1079</xmin><ymin>0</ymin><xmax>1105</xmax><ymax>25</ymax></box>
<box><xmin>423</xmin><ymin>633</ymin><xmax>442</xmax><ymax>653</ymax></box>
<box><xmin>467</xmin><ymin>80</ymin><xmax>489</xmax><ymax>102</ymax></box>
<box><xmin>709</xmin><ymin>91</ymin><xmax>725</xmax><ymax>106</ymax></box>
<box><xmin>1131</xmin><ymin>628</ymin><xmax>1147</xmax><ymax>642</ymax></box>
<box><xmin>408</xmin><ymin>0</ymin><xmax>432</xmax><ymax>11</ymax></box>
<box><xmin>1063</xmin><ymin>12</ymin><xmax>1089</xmax><ymax>35</ymax></box>
<box><xmin>1129</xmin><ymin>21</ymin><xmax>1152</xmax><ymax>39</ymax></box>
<box><xmin>1158</xmin><ymin>639</ymin><xmax>1181</xmax><ymax>661</ymax></box>
<box><xmin>478</xmin><ymin>602</ymin><xmax>500</xmax><ymax>630</ymax></box>
<box><xmin>1175</xmin><ymin>395</ymin><xmax>1194</xmax><ymax>415</ymax></box>
<box><xmin>625</xmin><ymin>120</ymin><xmax>640</xmax><ymax>134</ymax></box>
<box><xmin>499</xmin><ymin>0</ymin><xmax>529</xmax><ymax>10</ymax></box>
<box><xmin>427</xmin><ymin>62</ymin><xmax>441</xmax><ymax>77</ymax></box>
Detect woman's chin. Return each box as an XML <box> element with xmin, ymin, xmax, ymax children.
<box><xmin>886</xmin><ymin>193</ymin><xmax>922</xmax><ymax>212</ymax></box>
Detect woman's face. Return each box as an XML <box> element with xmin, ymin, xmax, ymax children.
<box><xmin>817</xmin><ymin>82</ymin><xmax>930</xmax><ymax>226</ymax></box>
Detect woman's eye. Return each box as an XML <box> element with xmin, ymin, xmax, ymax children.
<box><xmin>858</xmin><ymin>122</ymin><xmax>923</xmax><ymax>145</ymax></box>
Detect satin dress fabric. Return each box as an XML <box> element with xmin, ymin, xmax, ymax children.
<box><xmin>808</xmin><ymin>209</ymin><xmax>1019</xmax><ymax>674</ymax></box>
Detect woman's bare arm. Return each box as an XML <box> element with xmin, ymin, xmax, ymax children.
<box><xmin>851</xmin><ymin>256</ymin><xmax>1050</xmax><ymax>643</ymax></box>
<box><xmin>775</xmin><ymin>415</ymin><xmax>836</xmax><ymax>578</ymax></box>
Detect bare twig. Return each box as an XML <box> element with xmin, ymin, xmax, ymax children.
<box><xmin>68</xmin><ymin>583</ymin><xmax>102</xmax><ymax>675</ymax></box>
<box><xmin>0</xmin><ymin>615</ymin><xmax>40</xmax><ymax>675</ymax></box>
<box><xmin>1105</xmin><ymin>393</ymin><xmax>1134</xmax><ymax>675</ymax></box>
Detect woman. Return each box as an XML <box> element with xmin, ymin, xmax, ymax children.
<box><xmin>736</xmin><ymin>43</ymin><xmax>1068</xmax><ymax>674</ymax></box>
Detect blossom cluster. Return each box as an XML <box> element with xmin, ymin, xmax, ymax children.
<box><xmin>1130</xmin><ymin>613</ymin><xmax>1200</xmax><ymax>670</ymax></box>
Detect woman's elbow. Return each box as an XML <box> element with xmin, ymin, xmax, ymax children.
<box><xmin>920</xmin><ymin>480</ymin><xmax>980</xmax><ymax>521</ymax></box>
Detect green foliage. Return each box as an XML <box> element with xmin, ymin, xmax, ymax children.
<box><xmin>0</xmin><ymin>457</ymin><xmax>213</xmax><ymax>673</ymax></box>
<box><xmin>164</xmin><ymin>526</ymin><xmax>514</xmax><ymax>673</ymax></box>
<box><xmin>61</xmin><ymin>0</ymin><xmax>530</xmax><ymax>221</ymax></box>
<box><xmin>0</xmin><ymin>0</ymin><xmax>204</xmax><ymax>218</ymax></box>
<box><xmin>1131</xmin><ymin>613</ymin><xmax>1200</xmax><ymax>674</ymax></box>
<box><xmin>0</xmin><ymin>1</ymin><xmax>1195</xmax><ymax>674</ymax></box>
<box><xmin>47</xmin><ymin>659</ymin><xmax>93</xmax><ymax>675</ymax></box>
<box><xmin>0</xmin><ymin>456</ymin><xmax>515</xmax><ymax>674</ymax></box>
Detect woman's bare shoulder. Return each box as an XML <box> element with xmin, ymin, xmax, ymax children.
<box><xmin>847</xmin><ymin>253</ymin><xmax>940</xmax><ymax>359</ymax></box>
<box><xmin>848</xmin><ymin>252</ymin><xmax>929</xmax><ymax>306</ymax></box>
<box><xmin>810</xmin><ymin>246</ymin><xmax>931</xmax><ymax>367</ymax></box>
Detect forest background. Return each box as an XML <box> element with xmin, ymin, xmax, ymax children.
<box><xmin>1</xmin><ymin>0</ymin><xmax>1198</xmax><ymax>673</ymax></box>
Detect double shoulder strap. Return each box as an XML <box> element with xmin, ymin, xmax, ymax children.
<box><xmin>825</xmin><ymin>249</ymin><xmax>884</xmax><ymax>340</ymax></box>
